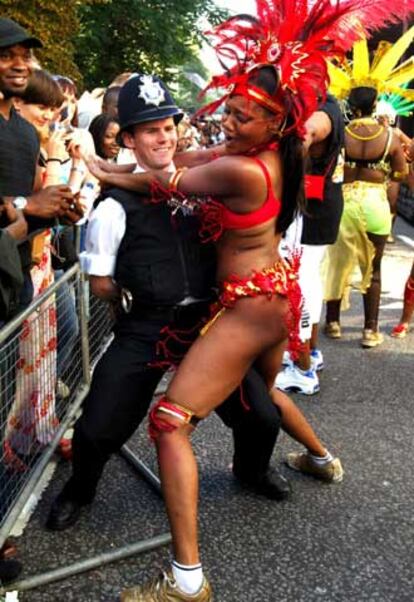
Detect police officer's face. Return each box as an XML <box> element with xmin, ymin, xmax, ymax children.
<box><xmin>124</xmin><ymin>117</ymin><xmax>178</xmax><ymax>170</ymax></box>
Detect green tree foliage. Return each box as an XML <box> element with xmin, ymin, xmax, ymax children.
<box><xmin>75</xmin><ymin>0</ymin><xmax>227</xmax><ymax>89</ymax></box>
<box><xmin>173</xmin><ymin>54</ymin><xmax>210</xmax><ymax>111</ymax></box>
<box><xmin>0</xmin><ymin>0</ymin><xmax>227</xmax><ymax>91</ymax></box>
<box><xmin>0</xmin><ymin>0</ymin><xmax>103</xmax><ymax>83</ymax></box>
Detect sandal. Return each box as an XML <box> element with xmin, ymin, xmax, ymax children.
<box><xmin>391</xmin><ymin>323</ymin><xmax>409</xmax><ymax>338</ymax></box>
<box><xmin>324</xmin><ymin>321</ymin><xmax>341</xmax><ymax>339</ymax></box>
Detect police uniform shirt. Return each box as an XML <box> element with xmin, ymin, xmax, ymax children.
<box><xmin>81</xmin><ymin>161</ymin><xmax>175</xmax><ymax>277</ymax></box>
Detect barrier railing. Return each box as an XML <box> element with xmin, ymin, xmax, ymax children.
<box><xmin>0</xmin><ymin>264</ymin><xmax>114</xmax><ymax>550</ymax></box>
<box><xmin>0</xmin><ymin>263</ymin><xmax>172</xmax><ymax>595</ymax></box>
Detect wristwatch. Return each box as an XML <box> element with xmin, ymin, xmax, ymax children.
<box><xmin>13</xmin><ymin>196</ymin><xmax>28</xmax><ymax>210</ymax></box>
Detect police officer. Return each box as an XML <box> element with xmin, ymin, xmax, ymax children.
<box><xmin>46</xmin><ymin>74</ymin><xmax>289</xmax><ymax>531</ymax></box>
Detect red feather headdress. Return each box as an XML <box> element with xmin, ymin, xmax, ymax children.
<box><xmin>198</xmin><ymin>0</ymin><xmax>414</xmax><ymax>137</ymax></box>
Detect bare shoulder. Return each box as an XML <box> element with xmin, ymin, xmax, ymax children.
<box><xmin>212</xmin><ymin>154</ymin><xmax>270</xmax><ymax>178</ymax></box>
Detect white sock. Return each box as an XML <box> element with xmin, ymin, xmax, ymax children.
<box><xmin>172</xmin><ymin>560</ymin><xmax>203</xmax><ymax>595</ymax></box>
<box><xmin>309</xmin><ymin>450</ymin><xmax>334</xmax><ymax>466</ymax></box>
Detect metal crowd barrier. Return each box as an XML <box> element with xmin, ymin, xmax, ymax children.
<box><xmin>0</xmin><ymin>264</ymin><xmax>171</xmax><ymax>594</ymax></box>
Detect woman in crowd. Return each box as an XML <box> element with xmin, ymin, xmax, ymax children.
<box><xmin>89</xmin><ymin>113</ymin><xmax>120</xmax><ymax>161</ymax></box>
<box><xmin>53</xmin><ymin>75</ymin><xmax>96</xmax><ymax>191</ymax></box>
<box><xmin>4</xmin><ymin>70</ymin><xmax>82</xmax><ymax>468</ymax></box>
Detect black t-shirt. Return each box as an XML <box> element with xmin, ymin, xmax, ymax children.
<box><xmin>0</xmin><ymin>107</ymin><xmax>39</xmax><ymax>196</ymax></box>
<box><xmin>301</xmin><ymin>94</ymin><xmax>344</xmax><ymax>245</ymax></box>
<box><xmin>0</xmin><ymin>107</ymin><xmax>41</xmax><ymax>292</ymax></box>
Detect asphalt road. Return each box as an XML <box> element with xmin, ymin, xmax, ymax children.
<box><xmin>11</xmin><ymin>217</ymin><xmax>414</xmax><ymax>602</ymax></box>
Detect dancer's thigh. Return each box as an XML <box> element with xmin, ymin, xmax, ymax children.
<box><xmin>254</xmin><ymin>339</ymin><xmax>287</xmax><ymax>390</ymax></box>
<box><xmin>167</xmin><ymin>294</ymin><xmax>288</xmax><ymax>417</ymax></box>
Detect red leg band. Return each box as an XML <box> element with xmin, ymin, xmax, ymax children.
<box><xmin>404</xmin><ymin>277</ymin><xmax>414</xmax><ymax>306</ymax></box>
<box><xmin>148</xmin><ymin>396</ymin><xmax>200</xmax><ymax>441</ymax></box>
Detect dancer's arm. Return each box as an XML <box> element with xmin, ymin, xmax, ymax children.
<box><xmin>87</xmin><ymin>154</ymin><xmax>260</xmax><ymax>199</ymax></box>
<box><xmin>85</xmin><ymin>144</ymin><xmax>226</xmax><ymax>175</ymax></box>
<box><xmin>174</xmin><ymin>144</ymin><xmax>226</xmax><ymax>168</ymax></box>
<box><xmin>303</xmin><ymin>111</ymin><xmax>332</xmax><ymax>154</ymax></box>
<box><xmin>390</xmin><ymin>132</ymin><xmax>408</xmax><ymax>181</ymax></box>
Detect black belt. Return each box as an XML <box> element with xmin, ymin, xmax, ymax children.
<box><xmin>128</xmin><ymin>300</ymin><xmax>211</xmax><ymax>321</ymax></box>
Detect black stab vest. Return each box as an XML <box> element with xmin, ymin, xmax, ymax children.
<box><xmin>102</xmin><ymin>188</ymin><xmax>217</xmax><ymax>306</ymax></box>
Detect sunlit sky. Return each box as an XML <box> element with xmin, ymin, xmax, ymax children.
<box><xmin>215</xmin><ymin>0</ymin><xmax>256</xmax><ymax>12</ymax></box>
<box><xmin>199</xmin><ymin>0</ymin><xmax>256</xmax><ymax>73</ymax></box>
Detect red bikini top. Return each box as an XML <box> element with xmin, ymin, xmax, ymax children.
<box><xmin>221</xmin><ymin>157</ymin><xmax>281</xmax><ymax>230</ymax></box>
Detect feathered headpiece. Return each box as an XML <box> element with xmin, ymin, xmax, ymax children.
<box><xmin>198</xmin><ymin>0</ymin><xmax>414</xmax><ymax>137</ymax></box>
<box><xmin>376</xmin><ymin>89</ymin><xmax>414</xmax><ymax>120</ymax></box>
<box><xmin>328</xmin><ymin>25</ymin><xmax>414</xmax><ymax>102</ymax></box>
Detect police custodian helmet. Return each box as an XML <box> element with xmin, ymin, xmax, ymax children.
<box><xmin>118</xmin><ymin>74</ymin><xmax>184</xmax><ymax>134</ymax></box>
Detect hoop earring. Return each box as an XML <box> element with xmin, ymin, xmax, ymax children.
<box><xmin>275</xmin><ymin>116</ymin><xmax>287</xmax><ymax>139</ymax></box>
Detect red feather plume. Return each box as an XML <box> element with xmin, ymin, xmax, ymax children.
<box><xmin>198</xmin><ymin>0</ymin><xmax>414</xmax><ymax>136</ymax></box>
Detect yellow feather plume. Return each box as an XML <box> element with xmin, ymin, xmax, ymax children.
<box><xmin>328</xmin><ymin>28</ymin><xmax>414</xmax><ymax>105</ymax></box>
<box><xmin>370</xmin><ymin>42</ymin><xmax>392</xmax><ymax>72</ymax></box>
<box><xmin>328</xmin><ymin>62</ymin><xmax>351</xmax><ymax>99</ymax></box>
<box><xmin>370</xmin><ymin>25</ymin><xmax>414</xmax><ymax>80</ymax></box>
<box><xmin>386</xmin><ymin>57</ymin><xmax>414</xmax><ymax>87</ymax></box>
<box><xmin>352</xmin><ymin>40</ymin><xmax>370</xmax><ymax>80</ymax></box>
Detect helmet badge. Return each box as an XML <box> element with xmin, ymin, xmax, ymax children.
<box><xmin>138</xmin><ymin>75</ymin><xmax>166</xmax><ymax>107</ymax></box>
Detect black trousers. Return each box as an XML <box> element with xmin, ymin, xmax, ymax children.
<box><xmin>63</xmin><ymin>306</ymin><xmax>281</xmax><ymax>504</ymax></box>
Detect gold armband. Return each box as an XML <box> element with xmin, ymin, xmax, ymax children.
<box><xmin>168</xmin><ymin>168</ymin><xmax>187</xmax><ymax>192</ymax></box>
<box><xmin>392</xmin><ymin>167</ymin><xmax>409</xmax><ymax>180</ymax></box>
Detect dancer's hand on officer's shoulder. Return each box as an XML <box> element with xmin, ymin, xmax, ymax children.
<box><xmin>85</xmin><ymin>155</ymin><xmax>109</xmax><ymax>184</ymax></box>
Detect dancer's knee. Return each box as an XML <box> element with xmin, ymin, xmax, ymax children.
<box><xmin>148</xmin><ymin>395</ymin><xmax>201</xmax><ymax>441</ymax></box>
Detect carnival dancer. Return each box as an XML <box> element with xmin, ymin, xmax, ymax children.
<box><xmin>47</xmin><ymin>73</ymin><xmax>292</xmax><ymax>534</ymax></box>
<box><xmin>88</xmin><ymin>1</ymin><xmax>414</xmax><ymax>599</ymax></box>
<box><xmin>325</xmin><ymin>30</ymin><xmax>414</xmax><ymax>347</ymax></box>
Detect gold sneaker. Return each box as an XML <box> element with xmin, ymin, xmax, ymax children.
<box><xmin>120</xmin><ymin>571</ymin><xmax>212</xmax><ymax>602</ymax></box>
<box><xmin>286</xmin><ymin>452</ymin><xmax>344</xmax><ymax>483</ymax></box>
<box><xmin>324</xmin><ymin>321</ymin><xmax>341</xmax><ymax>339</ymax></box>
<box><xmin>361</xmin><ymin>329</ymin><xmax>384</xmax><ymax>348</ymax></box>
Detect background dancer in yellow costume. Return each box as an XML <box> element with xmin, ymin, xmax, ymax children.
<box><xmin>324</xmin><ymin>30</ymin><xmax>414</xmax><ymax>347</ymax></box>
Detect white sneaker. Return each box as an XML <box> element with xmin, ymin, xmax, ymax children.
<box><xmin>310</xmin><ymin>348</ymin><xmax>324</xmax><ymax>371</ymax></box>
<box><xmin>283</xmin><ymin>350</ymin><xmax>324</xmax><ymax>372</ymax></box>
<box><xmin>275</xmin><ymin>365</ymin><xmax>320</xmax><ymax>396</ymax></box>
